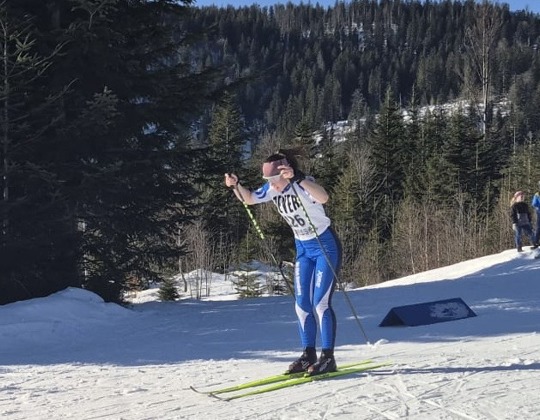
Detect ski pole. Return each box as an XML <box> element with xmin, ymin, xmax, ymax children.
<box><xmin>232</xmin><ymin>184</ymin><xmax>295</xmax><ymax>296</ymax></box>
<box><xmin>288</xmin><ymin>181</ymin><xmax>371</xmax><ymax>344</ymax></box>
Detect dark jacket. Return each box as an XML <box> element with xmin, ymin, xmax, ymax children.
<box><xmin>511</xmin><ymin>201</ymin><xmax>532</xmax><ymax>226</ymax></box>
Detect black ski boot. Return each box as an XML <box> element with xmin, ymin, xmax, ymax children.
<box><xmin>287</xmin><ymin>347</ymin><xmax>317</xmax><ymax>374</ymax></box>
<box><xmin>307</xmin><ymin>349</ymin><xmax>337</xmax><ymax>376</ymax></box>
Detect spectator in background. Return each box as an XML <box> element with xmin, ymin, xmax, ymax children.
<box><xmin>510</xmin><ymin>191</ymin><xmax>538</xmax><ymax>252</ymax></box>
<box><xmin>532</xmin><ymin>182</ymin><xmax>540</xmax><ymax>246</ymax></box>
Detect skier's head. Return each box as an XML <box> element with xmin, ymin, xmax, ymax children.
<box><xmin>262</xmin><ymin>153</ymin><xmax>289</xmax><ymax>191</ymax></box>
<box><xmin>262</xmin><ymin>149</ymin><xmax>301</xmax><ymax>191</ymax></box>
<box><xmin>262</xmin><ymin>149</ymin><xmax>301</xmax><ymax>175</ymax></box>
<box><xmin>262</xmin><ymin>154</ymin><xmax>288</xmax><ymax>179</ymax></box>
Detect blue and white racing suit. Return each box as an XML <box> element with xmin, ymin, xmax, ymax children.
<box><xmin>252</xmin><ymin>179</ymin><xmax>341</xmax><ymax>350</ymax></box>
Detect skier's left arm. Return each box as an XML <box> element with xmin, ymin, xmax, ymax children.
<box><xmin>278</xmin><ymin>165</ymin><xmax>329</xmax><ymax>204</ymax></box>
<box><xmin>295</xmin><ymin>177</ymin><xmax>329</xmax><ymax>204</ymax></box>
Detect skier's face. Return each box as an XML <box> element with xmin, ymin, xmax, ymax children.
<box><xmin>264</xmin><ymin>174</ymin><xmax>288</xmax><ymax>192</ymax></box>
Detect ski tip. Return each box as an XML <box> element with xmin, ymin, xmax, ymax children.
<box><xmin>209</xmin><ymin>392</ymin><xmax>232</xmax><ymax>402</ymax></box>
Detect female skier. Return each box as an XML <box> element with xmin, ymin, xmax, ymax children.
<box><xmin>224</xmin><ymin>150</ymin><xmax>341</xmax><ymax>375</ymax></box>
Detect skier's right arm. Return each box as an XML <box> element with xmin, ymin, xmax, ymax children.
<box><xmin>224</xmin><ymin>173</ymin><xmax>256</xmax><ymax>205</ymax></box>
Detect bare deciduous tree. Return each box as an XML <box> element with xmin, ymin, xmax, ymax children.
<box><xmin>463</xmin><ymin>0</ymin><xmax>503</xmax><ymax>139</ymax></box>
<box><xmin>181</xmin><ymin>221</ymin><xmax>215</xmax><ymax>299</ymax></box>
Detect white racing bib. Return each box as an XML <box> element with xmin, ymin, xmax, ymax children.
<box><xmin>253</xmin><ymin>180</ymin><xmax>330</xmax><ymax>241</ymax></box>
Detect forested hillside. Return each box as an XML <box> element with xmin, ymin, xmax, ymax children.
<box><xmin>188</xmin><ymin>0</ymin><xmax>540</xmax><ymax>292</ymax></box>
<box><xmin>189</xmin><ymin>0</ymin><xmax>540</xmax><ymax>140</ymax></box>
<box><xmin>2</xmin><ymin>0</ymin><xmax>540</xmax><ymax>305</ymax></box>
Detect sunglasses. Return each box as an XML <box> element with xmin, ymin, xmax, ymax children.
<box><xmin>262</xmin><ymin>174</ymin><xmax>282</xmax><ymax>182</ymax></box>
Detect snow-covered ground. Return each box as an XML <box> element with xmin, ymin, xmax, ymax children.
<box><xmin>1</xmin><ymin>249</ymin><xmax>540</xmax><ymax>419</ymax></box>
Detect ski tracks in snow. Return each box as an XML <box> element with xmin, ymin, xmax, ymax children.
<box><xmin>1</xmin><ymin>335</ymin><xmax>539</xmax><ymax>419</ymax></box>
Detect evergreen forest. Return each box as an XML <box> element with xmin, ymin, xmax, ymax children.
<box><xmin>2</xmin><ymin>0</ymin><xmax>540</xmax><ymax>305</ymax></box>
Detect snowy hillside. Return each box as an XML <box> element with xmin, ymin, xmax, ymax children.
<box><xmin>1</xmin><ymin>248</ymin><xmax>540</xmax><ymax>419</ymax></box>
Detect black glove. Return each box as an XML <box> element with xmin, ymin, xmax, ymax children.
<box><xmin>291</xmin><ymin>169</ymin><xmax>306</xmax><ymax>184</ymax></box>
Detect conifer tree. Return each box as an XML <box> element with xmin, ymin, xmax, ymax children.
<box><xmin>158</xmin><ymin>278</ymin><xmax>180</xmax><ymax>301</ymax></box>
<box><xmin>203</xmin><ymin>91</ymin><xmax>249</xmax><ymax>264</ymax></box>
<box><xmin>367</xmin><ymin>88</ymin><xmax>406</xmax><ymax>240</ymax></box>
<box><xmin>233</xmin><ymin>273</ymin><xmax>263</xmax><ymax>298</ymax></box>
<box><xmin>418</xmin><ymin>108</ymin><xmax>449</xmax><ymax>204</ymax></box>
<box><xmin>292</xmin><ymin>115</ymin><xmax>315</xmax><ymax>154</ymax></box>
<box><xmin>401</xmin><ymin>93</ymin><xmax>422</xmax><ymax>200</ymax></box>
<box><xmin>2</xmin><ymin>0</ymin><xmax>223</xmax><ymax>303</ymax></box>
<box><xmin>0</xmin><ymin>3</ymin><xmax>77</xmax><ymax>304</ymax></box>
